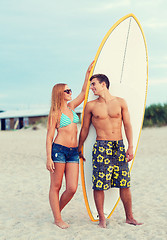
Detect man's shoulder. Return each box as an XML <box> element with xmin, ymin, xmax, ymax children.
<box><xmin>116</xmin><ymin>97</ymin><xmax>126</xmax><ymax>105</ymax></box>
<box><xmin>85</xmin><ymin>99</ymin><xmax>98</xmax><ymax>112</ymax></box>
<box><xmin>115</xmin><ymin>97</ymin><xmax>128</xmax><ymax>110</ymax></box>
<box><xmin>87</xmin><ymin>99</ymin><xmax>98</xmax><ymax>106</ymax></box>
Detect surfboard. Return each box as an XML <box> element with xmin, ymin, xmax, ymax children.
<box><xmin>80</xmin><ymin>13</ymin><xmax>148</xmax><ymax>222</ymax></box>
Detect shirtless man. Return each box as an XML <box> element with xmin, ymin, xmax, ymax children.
<box><xmin>78</xmin><ymin>74</ymin><xmax>142</xmax><ymax>228</ymax></box>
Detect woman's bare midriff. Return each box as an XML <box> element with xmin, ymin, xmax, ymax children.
<box><xmin>54</xmin><ymin>123</ymin><xmax>78</xmax><ymax>148</ymax></box>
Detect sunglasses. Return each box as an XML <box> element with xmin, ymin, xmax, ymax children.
<box><xmin>64</xmin><ymin>89</ymin><xmax>72</xmax><ymax>94</ymax></box>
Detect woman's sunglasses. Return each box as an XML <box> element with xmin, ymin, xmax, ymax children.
<box><xmin>64</xmin><ymin>89</ymin><xmax>72</xmax><ymax>94</ymax></box>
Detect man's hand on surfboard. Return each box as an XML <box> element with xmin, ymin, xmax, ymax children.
<box><xmin>126</xmin><ymin>146</ymin><xmax>134</xmax><ymax>162</ymax></box>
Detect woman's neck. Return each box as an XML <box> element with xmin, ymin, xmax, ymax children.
<box><xmin>61</xmin><ymin>101</ymin><xmax>68</xmax><ymax>110</ymax></box>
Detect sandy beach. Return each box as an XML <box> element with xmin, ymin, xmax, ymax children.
<box><xmin>0</xmin><ymin>125</ymin><xmax>167</xmax><ymax>240</ymax></box>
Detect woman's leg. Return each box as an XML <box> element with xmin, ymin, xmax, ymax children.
<box><xmin>49</xmin><ymin>162</ymin><xmax>69</xmax><ymax>229</ymax></box>
<box><xmin>59</xmin><ymin>163</ymin><xmax>79</xmax><ymax>212</ymax></box>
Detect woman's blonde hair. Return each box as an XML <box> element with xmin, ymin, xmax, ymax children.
<box><xmin>47</xmin><ymin>83</ymin><xmax>66</xmax><ymax>129</ymax></box>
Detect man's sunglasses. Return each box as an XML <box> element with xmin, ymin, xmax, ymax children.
<box><xmin>64</xmin><ymin>89</ymin><xmax>72</xmax><ymax>94</ymax></box>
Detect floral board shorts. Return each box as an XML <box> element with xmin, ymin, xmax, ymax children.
<box><xmin>92</xmin><ymin>140</ymin><xmax>130</xmax><ymax>190</ymax></box>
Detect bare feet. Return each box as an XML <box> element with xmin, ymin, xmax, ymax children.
<box><xmin>98</xmin><ymin>218</ymin><xmax>106</xmax><ymax>228</ymax></box>
<box><xmin>55</xmin><ymin>220</ymin><xmax>70</xmax><ymax>229</ymax></box>
<box><xmin>126</xmin><ymin>218</ymin><xmax>143</xmax><ymax>226</ymax></box>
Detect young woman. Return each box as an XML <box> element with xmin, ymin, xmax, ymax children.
<box><xmin>46</xmin><ymin>62</ymin><xmax>93</xmax><ymax>229</ymax></box>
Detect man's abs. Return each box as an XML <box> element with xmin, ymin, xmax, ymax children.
<box><xmin>92</xmin><ymin>117</ymin><xmax>123</xmax><ymax>141</ymax></box>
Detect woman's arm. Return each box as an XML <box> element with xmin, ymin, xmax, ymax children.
<box><xmin>46</xmin><ymin>115</ymin><xmax>57</xmax><ymax>172</ymax></box>
<box><xmin>68</xmin><ymin>61</ymin><xmax>94</xmax><ymax>109</ymax></box>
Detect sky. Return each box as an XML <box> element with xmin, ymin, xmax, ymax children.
<box><xmin>0</xmin><ymin>0</ymin><xmax>167</xmax><ymax>111</ymax></box>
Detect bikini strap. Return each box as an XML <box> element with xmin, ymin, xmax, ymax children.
<box><xmin>67</xmin><ymin>106</ymin><xmax>72</xmax><ymax>110</ymax></box>
<box><xmin>67</xmin><ymin>106</ymin><xmax>75</xmax><ymax>113</ymax></box>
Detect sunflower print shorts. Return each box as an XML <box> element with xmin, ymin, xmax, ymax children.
<box><xmin>92</xmin><ymin>140</ymin><xmax>130</xmax><ymax>190</ymax></box>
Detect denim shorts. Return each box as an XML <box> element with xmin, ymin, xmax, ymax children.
<box><xmin>51</xmin><ymin>143</ymin><xmax>79</xmax><ymax>163</ymax></box>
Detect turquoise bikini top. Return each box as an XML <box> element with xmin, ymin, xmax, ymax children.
<box><xmin>59</xmin><ymin>107</ymin><xmax>79</xmax><ymax>128</ymax></box>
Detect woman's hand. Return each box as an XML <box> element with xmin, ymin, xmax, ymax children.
<box><xmin>86</xmin><ymin>60</ymin><xmax>94</xmax><ymax>77</ymax></box>
<box><xmin>46</xmin><ymin>159</ymin><xmax>55</xmax><ymax>173</ymax></box>
<box><xmin>68</xmin><ymin>60</ymin><xmax>95</xmax><ymax>109</ymax></box>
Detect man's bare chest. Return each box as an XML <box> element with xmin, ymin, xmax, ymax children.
<box><xmin>92</xmin><ymin>103</ymin><xmax>121</xmax><ymax>119</ymax></box>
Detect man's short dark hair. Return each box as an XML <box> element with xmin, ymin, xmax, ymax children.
<box><xmin>89</xmin><ymin>74</ymin><xmax>110</xmax><ymax>89</ymax></box>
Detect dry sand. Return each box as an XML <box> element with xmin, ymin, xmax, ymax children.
<box><xmin>0</xmin><ymin>125</ymin><xmax>167</xmax><ymax>240</ymax></box>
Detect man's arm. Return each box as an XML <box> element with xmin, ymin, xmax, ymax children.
<box><xmin>121</xmin><ymin>99</ymin><xmax>133</xmax><ymax>162</ymax></box>
<box><xmin>78</xmin><ymin>102</ymin><xmax>92</xmax><ymax>161</ymax></box>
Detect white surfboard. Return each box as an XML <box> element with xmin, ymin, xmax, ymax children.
<box><xmin>80</xmin><ymin>14</ymin><xmax>148</xmax><ymax>221</ymax></box>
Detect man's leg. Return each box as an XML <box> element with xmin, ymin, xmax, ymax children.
<box><xmin>120</xmin><ymin>188</ymin><xmax>143</xmax><ymax>225</ymax></box>
<box><xmin>93</xmin><ymin>190</ymin><xmax>106</xmax><ymax>228</ymax></box>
